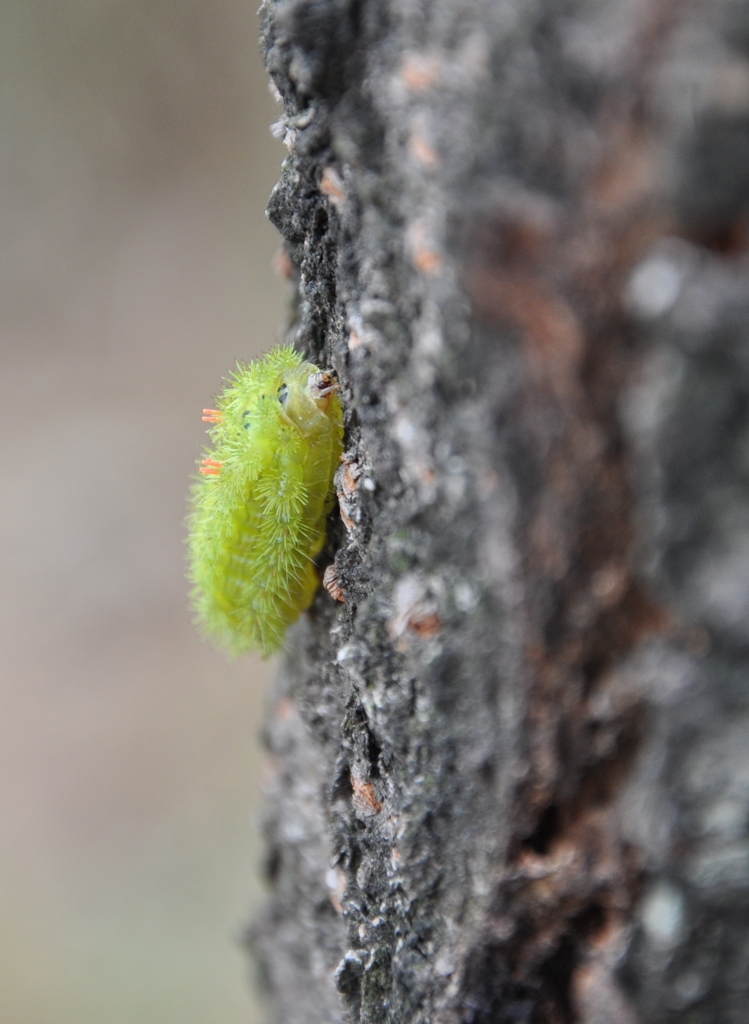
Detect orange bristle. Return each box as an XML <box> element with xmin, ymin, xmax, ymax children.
<box><xmin>200</xmin><ymin>458</ymin><xmax>223</xmax><ymax>476</ymax></box>
<box><xmin>202</xmin><ymin>409</ymin><xmax>223</xmax><ymax>423</ymax></box>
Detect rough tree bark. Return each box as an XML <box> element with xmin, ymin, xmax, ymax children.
<box><xmin>249</xmin><ymin>1</ymin><xmax>749</xmax><ymax>1021</ymax></box>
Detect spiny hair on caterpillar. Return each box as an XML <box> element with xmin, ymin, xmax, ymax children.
<box><xmin>187</xmin><ymin>344</ymin><xmax>344</xmax><ymax>656</ymax></box>
<box><xmin>255</xmin><ymin>478</ymin><xmax>308</xmax><ymax>520</ymax></box>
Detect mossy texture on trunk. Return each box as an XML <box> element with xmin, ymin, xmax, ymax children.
<box><xmin>250</xmin><ymin>1</ymin><xmax>749</xmax><ymax>1021</ymax></box>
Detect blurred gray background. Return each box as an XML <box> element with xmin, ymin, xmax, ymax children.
<box><xmin>0</xmin><ymin>2</ymin><xmax>286</xmax><ymax>1021</ymax></box>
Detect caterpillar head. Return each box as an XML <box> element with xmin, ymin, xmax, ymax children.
<box><xmin>277</xmin><ymin>366</ymin><xmax>339</xmax><ymax>433</ymax></box>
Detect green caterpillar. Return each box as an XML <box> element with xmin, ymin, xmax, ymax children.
<box><xmin>188</xmin><ymin>345</ymin><xmax>344</xmax><ymax>655</ymax></box>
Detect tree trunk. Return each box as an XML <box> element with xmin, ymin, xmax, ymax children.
<box><xmin>249</xmin><ymin>1</ymin><xmax>749</xmax><ymax>1021</ymax></box>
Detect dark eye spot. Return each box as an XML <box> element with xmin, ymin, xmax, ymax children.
<box><xmin>242</xmin><ymin>409</ymin><xmax>252</xmax><ymax>429</ymax></box>
<box><xmin>277</xmin><ymin>383</ymin><xmax>289</xmax><ymax>404</ymax></box>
